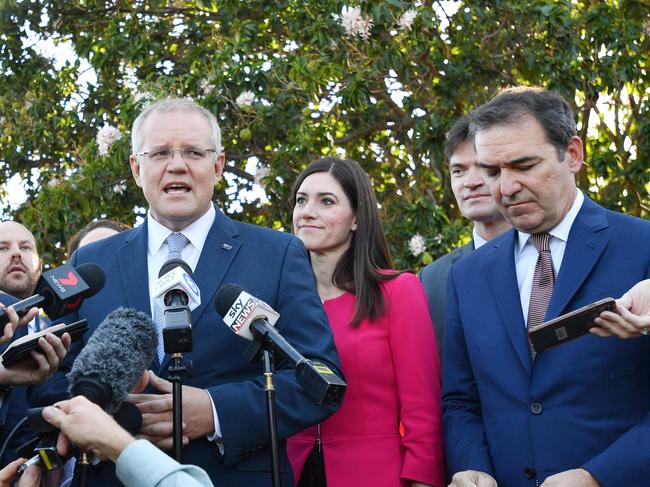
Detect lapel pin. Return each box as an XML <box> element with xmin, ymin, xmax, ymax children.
<box><xmin>221</xmin><ymin>243</ymin><xmax>233</xmax><ymax>251</ymax></box>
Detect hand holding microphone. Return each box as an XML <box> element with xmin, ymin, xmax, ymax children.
<box><xmin>0</xmin><ymin>305</ymin><xmax>38</xmax><ymax>344</ymax></box>
<box><xmin>0</xmin><ymin>262</ymin><xmax>105</xmax><ymax>385</ymax></box>
<box><xmin>20</xmin><ymin>307</ymin><xmax>157</xmax><ymax>473</ymax></box>
<box><xmin>41</xmin><ymin>396</ymin><xmax>136</xmax><ymax>463</ymax></box>
<box><xmin>0</xmin><ymin>262</ymin><xmax>105</xmax><ymax>329</ymax></box>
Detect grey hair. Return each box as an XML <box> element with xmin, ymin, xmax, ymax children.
<box><xmin>468</xmin><ymin>86</ymin><xmax>576</xmax><ymax>160</ymax></box>
<box><xmin>131</xmin><ymin>98</ymin><xmax>222</xmax><ymax>153</ymax></box>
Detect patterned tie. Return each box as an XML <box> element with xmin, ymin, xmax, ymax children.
<box><xmin>153</xmin><ymin>232</ymin><xmax>190</xmax><ymax>363</ymax></box>
<box><xmin>527</xmin><ymin>233</ymin><xmax>556</xmax><ymax>359</ymax></box>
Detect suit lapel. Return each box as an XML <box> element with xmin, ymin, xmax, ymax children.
<box><xmin>117</xmin><ymin>224</ymin><xmax>151</xmax><ymax>313</ymax></box>
<box><xmin>547</xmin><ymin>197</ymin><xmax>609</xmax><ymax>319</ymax></box>
<box><xmin>485</xmin><ymin>230</ymin><xmax>530</xmax><ymax>370</ymax></box>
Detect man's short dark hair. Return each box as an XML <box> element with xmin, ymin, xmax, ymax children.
<box><xmin>468</xmin><ymin>86</ymin><xmax>577</xmax><ymax>160</ymax></box>
<box><xmin>444</xmin><ymin>115</ymin><xmax>471</xmax><ymax>160</ymax></box>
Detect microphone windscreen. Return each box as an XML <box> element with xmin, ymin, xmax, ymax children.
<box><xmin>214</xmin><ymin>283</ymin><xmax>245</xmax><ymax>318</ymax></box>
<box><xmin>159</xmin><ymin>258</ymin><xmax>193</xmax><ymax>278</ymax></box>
<box><xmin>76</xmin><ymin>263</ymin><xmax>106</xmax><ymax>297</ymax></box>
<box><xmin>67</xmin><ymin>307</ymin><xmax>157</xmax><ymax>414</ymax></box>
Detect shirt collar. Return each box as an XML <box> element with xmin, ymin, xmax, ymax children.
<box><xmin>472</xmin><ymin>226</ymin><xmax>488</xmax><ymax>249</ymax></box>
<box><xmin>147</xmin><ymin>204</ymin><xmax>216</xmax><ymax>256</ymax></box>
<box><xmin>516</xmin><ymin>189</ymin><xmax>584</xmax><ymax>255</ymax></box>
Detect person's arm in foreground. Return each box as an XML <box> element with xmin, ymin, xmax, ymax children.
<box><xmin>41</xmin><ymin>396</ymin><xmax>213</xmax><ymax>487</ymax></box>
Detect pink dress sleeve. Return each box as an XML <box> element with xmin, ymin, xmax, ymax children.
<box><xmin>386</xmin><ymin>273</ymin><xmax>445</xmax><ymax>486</ymax></box>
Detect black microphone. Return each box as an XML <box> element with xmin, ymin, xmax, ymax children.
<box><xmin>0</xmin><ymin>263</ymin><xmax>105</xmax><ymax>327</ymax></box>
<box><xmin>214</xmin><ymin>284</ymin><xmax>346</xmax><ymax>406</ymax></box>
<box><xmin>154</xmin><ymin>259</ymin><xmax>200</xmax><ymax>353</ymax></box>
<box><xmin>22</xmin><ymin>307</ymin><xmax>155</xmax><ymax>472</ymax></box>
<box><xmin>66</xmin><ymin>307</ymin><xmax>158</xmax><ymax>414</ymax></box>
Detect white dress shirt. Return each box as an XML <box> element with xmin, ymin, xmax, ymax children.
<box><xmin>515</xmin><ymin>189</ymin><xmax>584</xmax><ymax>326</ymax></box>
<box><xmin>472</xmin><ymin>227</ymin><xmax>488</xmax><ymax>250</ymax></box>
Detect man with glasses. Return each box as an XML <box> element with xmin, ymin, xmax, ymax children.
<box><xmin>35</xmin><ymin>98</ymin><xmax>342</xmax><ymax>486</ymax></box>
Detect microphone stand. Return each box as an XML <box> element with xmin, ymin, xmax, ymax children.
<box><xmin>243</xmin><ymin>342</ymin><xmax>281</xmax><ymax>487</ymax></box>
<box><xmin>262</xmin><ymin>351</ymin><xmax>281</xmax><ymax>487</ymax></box>
<box><xmin>163</xmin><ymin>299</ymin><xmax>194</xmax><ymax>462</ymax></box>
<box><xmin>168</xmin><ymin>352</ymin><xmax>189</xmax><ymax>462</ymax></box>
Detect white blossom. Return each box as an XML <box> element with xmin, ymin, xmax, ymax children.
<box><xmin>96</xmin><ymin>124</ymin><xmax>123</xmax><ymax>156</ymax></box>
<box><xmin>398</xmin><ymin>9</ymin><xmax>417</xmax><ymax>31</ymax></box>
<box><xmin>200</xmin><ymin>79</ymin><xmax>216</xmax><ymax>94</ymax></box>
<box><xmin>254</xmin><ymin>166</ymin><xmax>270</xmax><ymax>189</ymax></box>
<box><xmin>408</xmin><ymin>234</ymin><xmax>426</xmax><ymax>257</ymax></box>
<box><xmin>133</xmin><ymin>91</ymin><xmax>155</xmax><ymax>104</ymax></box>
<box><xmin>236</xmin><ymin>91</ymin><xmax>256</xmax><ymax>107</ymax></box>
<box><xmin>340</xmin><ymin>6</ymin><xmax>373</xmax><ymax>41</ymax></box>
<box><xmin>113</xmin><ymin>181</ymin><xmax>127</xmax><ymax>195</ymax></box>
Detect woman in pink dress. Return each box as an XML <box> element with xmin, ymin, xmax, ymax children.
<box><xmin>287</xmin><ymin>157</ymin><xmax>444</xmax><ymax>487</ymax></box>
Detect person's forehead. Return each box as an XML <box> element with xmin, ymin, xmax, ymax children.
<box><xmin>449</xmin><ymin>139</ymin><xmax>477</xmax><ymax>167</ymax></box>
<box><xmin>475</xmin><ymin>119</ymin><xmax>548</xmax><ymax>161</ymax></box>
<box><xmin>0</xmin><ymin>222</ymin><xmax>36</xmax><ymax>245</ymax></box>
<box><xmin>140</xmin><ymin>110</ymin><xmax>212</xmax><ymax>142</ymax></box>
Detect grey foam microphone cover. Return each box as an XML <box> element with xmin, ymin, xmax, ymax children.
<box><xmin>66</xmin><ymin>307</ymin><xmax>157</xmax><ymax>414</ymax></box>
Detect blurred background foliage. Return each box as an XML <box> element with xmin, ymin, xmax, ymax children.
<box><xmin>0</xmin><ymin>0</ymin><xmax>648</xmax><ymax>268</ymax></box>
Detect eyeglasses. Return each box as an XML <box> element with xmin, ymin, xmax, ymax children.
<box><xmin>135</xmin><ymin>149</ymin><xmax>218</xmax><ymax>163</ymax></box>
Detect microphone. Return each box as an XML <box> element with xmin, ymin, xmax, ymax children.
<box><xmin>0</xmin><ymin>263</ymin><xmax>105</xmax><ymax>327</ymax></box>
<box><xmin>66</xmin><ymin>307</ymin><xmax>158</xmax><ymax>414</ymax></box>
<box><xmin>22</xmin><ymin>307</ymin><xmax>155</xmax><ymax>472</ymax></box>
<box><xmin>154</xmin><ymin>259</ymin><xmax>200</xmax><ymax>353</ymax></box>
<box><xmin>214</xmin><ymin>284</ymin><xmax>346</xmax><ymax>406</ymax></box>
<box><xmin>153</xmin><ymin>258</ymin><xmax>201</xmax><ymax>312</ymax></box>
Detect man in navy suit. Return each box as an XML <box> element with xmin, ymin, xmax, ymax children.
<box><xmin>419</xmin><ymin>116</ymin><xmax>510</xmax><ymax>354</ymax></box>
<box><xmin>443</xmin><ymin>87</ymin><xmax>650</xmax><ymax>487</ymax></box>
<box><xmin>39</xmin><ymin>98</ymin><xmax>342</xmax><ymax>486</ymax></box>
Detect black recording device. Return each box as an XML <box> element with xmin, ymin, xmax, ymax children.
<box><xmin>1</xmin><ymin>319</ymin><xmax>88</xmax><ymax>367</ymax></box>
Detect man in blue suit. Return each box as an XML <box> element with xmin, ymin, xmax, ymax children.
<box><xmin>443</xmin><ymin>87</ymin><xmax>650</xmax><ymax>487</ymax></box>
<box><xmin>419</xmin><ymin>116</ymin><xmax>510</xmax><ymax>355</ymax></box>
<box><xmin>37</xmin><ymin>98</ymin><xmax>342</xmax><ymax>486</ymax></box>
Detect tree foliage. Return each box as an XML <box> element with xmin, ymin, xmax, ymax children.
<box><xmin>0</xmin><ymin>0</ymin><xmax>648</xmax><ymax>268</ymax></box>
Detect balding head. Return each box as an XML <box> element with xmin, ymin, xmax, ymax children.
<box><xmin>0</xmin><ymin>221</ymin><xmax>42</xmax><ymax>299</ymax></box>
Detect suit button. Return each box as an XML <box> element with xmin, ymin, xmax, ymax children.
<box><xmin>530</xmin><ymin>403</ymin><xmax>543</xmax><ymax>415</ymax></box>
<box><xmin>524</xmin><ymin>467</ymin><xmax>536</xmax><ymax>479</ymax></box>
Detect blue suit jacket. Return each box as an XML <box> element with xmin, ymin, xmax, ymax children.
<box><xmin>34</xmin><ymin>208</ymin><xmax>342</xmax><ymax>486</ymax></box>
<box><xmin>442</xmin><ymin>197</ymin><xmax>650</xmax><ymax>487</ymax></box>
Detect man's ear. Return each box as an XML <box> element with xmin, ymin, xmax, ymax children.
<box><xmin>564</xmin><ymin>136</ymin><xmax>584</xmax><ymax>175</ymax></box>
<box><xmin>129</xmin><ymin>154</ymin><xmax>143</xmax><ymax>188</ymax></box>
